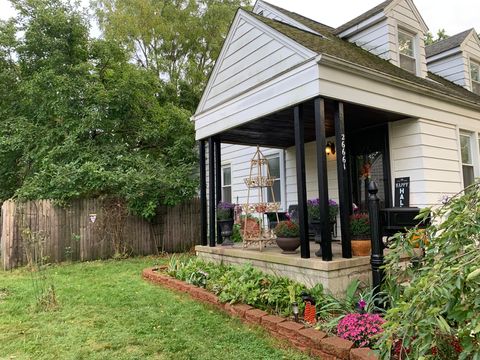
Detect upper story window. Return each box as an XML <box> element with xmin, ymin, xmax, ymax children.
<box><xmin>398</xmin><ymin>30</ymin><xmax>416</xmax><ymax>74</ymax></box>
<box><xmin>470</xmin><ymin>60</ymin><xmax>480</xmax><ymax>95</ymax></box>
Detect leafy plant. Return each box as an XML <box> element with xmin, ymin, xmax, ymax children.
<box><xmin>377</xmin><ymin>181</ymin><xmax>480</xmax><ymax>359</ymax></box>
<box><xmin>274</xmin><ymin>221</ymin><xmax>300</xmax><ymax>238</ymax></box>
<box><xmin>231</xmin><ymin>224</ymin><xmax>242</xmax><ymax>243</ymax></box>
<box><xmin>350</xmin><ymin>213</ymin><xmax>370</xmax><ymax>237</ymax></box>
<box><xmin>307</xmin><ymin>198</ymin><xmax>338</xmax><ymax>222</ymax></box>
<box><xmin>217</xmin><ymin>202</ymin><xmax>234</xmax><ymax>220</ymax></box>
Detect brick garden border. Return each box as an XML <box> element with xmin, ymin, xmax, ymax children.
<box><xmin>142</xmin><ymin>267</ymin><xmax>378</xmax><ymax>360</ymax></box>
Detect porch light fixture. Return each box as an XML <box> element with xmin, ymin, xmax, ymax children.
<box><xmin>292</xmin><ymin>302</ymin><xmax>299</xmax><ymax>322</ymax></box>
<box><xmin>325</xmin><ymin>142</ymin><xmax>335</xmax><ymax>155</ymax></box>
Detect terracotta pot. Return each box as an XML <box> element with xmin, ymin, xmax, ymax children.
<box><xmin>351</xmin><ymin>238</ymin><xmax>371</xmax><ymax>256</ymax></box>
<box><xmin>275</xmin><ymin>237</ymin><xmax>301</xmax><ymax>254</ymax></box>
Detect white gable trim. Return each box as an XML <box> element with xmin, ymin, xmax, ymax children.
<box><xmin>195</xmin><ymin>9</ymin><xmax>317</xmax><ymax>115</ymax></box>
<box><xmin>252</xmin><ymin>1</ymin><xmax>320</xmax><ymax>35</ymax></box>
<box><xmin>460</xmin><ymin>29</ymin><xmax>480</xmax><ymax>52</ymax></box>
<box><xmin>427</xmin><ymin>47</ymin><xmax>462</xmax><ymax>63</ymax></box>
<box><xmin>385</xmin><ymin>0</ymin><xmax>428</xmax><ymax>33</ymax></box>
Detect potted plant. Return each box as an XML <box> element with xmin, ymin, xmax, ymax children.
<box><xmin>350</xmin><ymin>213</ymin><xmax>371</xmax><ymax>256</ymax></box>
<box><xmin>274</xmin><ymin>220</ymin><xmax>300</xmax><ymax>253</ymax></box>
<box><xmin>307</xmin><ymin>198</ymin><xmax>338</xmax><ymax>256</ymax></box>
<box><xmin>217</xmin><ymin>202</ymin><xmax>235</xmax><ymax>245</ymax></box>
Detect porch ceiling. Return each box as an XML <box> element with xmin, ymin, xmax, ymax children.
<box><xmin>218</xmin><ymin>99</ymin><xmax>407</xmax><ymax>148</ymax></box>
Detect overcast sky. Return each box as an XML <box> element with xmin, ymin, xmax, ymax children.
<box><xmin>0</xmin><ymin>0</ymin><xmax>478</xmax><ymax>36</ymax></box>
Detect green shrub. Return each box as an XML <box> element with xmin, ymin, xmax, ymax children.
<box><xmin>274</xmin><ymin>221</ymin><xmax>300</xmax><ymax>238</ymax></box>
<box><xmin>377</xmin><ymin>181</ymin><xmax>480</xmax><ymax>359</ymax></box>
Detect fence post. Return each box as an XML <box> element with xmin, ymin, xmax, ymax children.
<box><xmin>368</xmin><ymin>181</ymin><xmax>384</xmax><ymax>298</ymax></box>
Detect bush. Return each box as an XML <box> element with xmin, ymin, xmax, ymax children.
<box><xmin>377</xmin><ymin>181</ymin><xmax>480</xmax><ymax>359</ymax></box>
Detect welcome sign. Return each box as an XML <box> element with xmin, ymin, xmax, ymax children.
<box><xmin>394</xmin><ymin>177</ymin><xmax>410</xmax><ymax>207</ymax></box>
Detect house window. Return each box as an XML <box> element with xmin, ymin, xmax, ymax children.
<box><xmin>398</xmin><ymin>30</ymin><xmax>416</xmax><ymax>74</ymax></box>
<box><xmin>470</xmin><ymin>61</ymin><xmax>480</xmax><ymax>95</ymax></box>
<box><xmin>460</xmin><ymin>132</ymin><xmax>475</xmax><ymax>188</ymax></box>
<box><xmin>221</xmin><ymin>165</ymin><xmax>232</xmax><ymax>203</ymax></box>
<box><xmin>266</xmin><ymin>155</ymin><xmax>281</xmax><ymax>203</ymax></box>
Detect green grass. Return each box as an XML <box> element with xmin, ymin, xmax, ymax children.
<box><xmin>0</xmin><ymin>257</ymin><xmax>312</xmax><ymax>360</ymax></box>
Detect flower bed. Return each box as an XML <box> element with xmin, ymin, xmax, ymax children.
<box><xmin>143</xmin><ymin>256</ymin><xmax>384</xmax><ymax>360</ymax></box>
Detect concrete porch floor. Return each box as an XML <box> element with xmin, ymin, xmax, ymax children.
<box><xmin>195</xmin><ymin>241</ymin><xmax>374</xmax><ymax>297</ymax></box>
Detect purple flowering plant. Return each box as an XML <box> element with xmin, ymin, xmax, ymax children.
<box><xmin>337</xmin><ymin>311</ymin><xmax>385</xmax><ymax>348</ymax></box>
<box><xmin>307</xmin><ymin>198</ymin><xmax>338</xmax><ymax>222</ymax></box>
<box><xmin>217</xmin><ymin>202</ymin><xmax>234</xmax><ymax>220</ymax></box>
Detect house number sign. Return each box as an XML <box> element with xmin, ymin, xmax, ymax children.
<box><xmin>341</xmin><ymin>134</ymin><xmax>347</xmax><ymax>171</ymax></box>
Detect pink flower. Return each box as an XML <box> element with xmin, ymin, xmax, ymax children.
<box><xmin>337</xmin><ymin>313</ymin><xmax>385</xmax><ymax>348</ymax></box>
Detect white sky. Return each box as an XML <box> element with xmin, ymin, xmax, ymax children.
<box><xmin>0</xmin><ymin>0</ymin><xmax>478</xmax><ymax>36</ymax></box>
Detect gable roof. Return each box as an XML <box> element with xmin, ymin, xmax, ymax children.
<box><xmin>258</xmin><ymin>0</ymin><xmax>334</xmax><ymax>35</ymax></box>
<box><xmin>426</xmin><ymin>29</ymin><xmax>474</xmax><ymax>58</ymax></box>
<box><xmin>249</xmin><ymin>12</ymin><xmax>480</xmax><ymax>106</ymax></box>
<box><xmin>334</xmin><ymin>0</ymin><xmax>393</xmax><ymax>35</ymax></box>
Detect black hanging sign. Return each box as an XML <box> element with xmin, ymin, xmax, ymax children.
<box><xmin>395</xmin><ymin>177</ymin><xmax>410</xmax><ymax>207</ymax></box>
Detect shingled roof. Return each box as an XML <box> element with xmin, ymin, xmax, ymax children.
<box><xmin>426</xmin><ymin>29</ymin><xmax>473</xmax><ymax>58</ymax></box>
<box><xmin>334</xmin><ymin>0</ymin><xmax>394</xmax><ymax>35</ymax></box>
<box><xmin>248</xmin><ymin>11</ymin><xmax>480</xmax><ymax>106</ymax></box>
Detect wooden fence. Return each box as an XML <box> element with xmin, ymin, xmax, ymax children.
<box><xmin>1</xmin><ymin>198</ymin><xmax>201</xmax><ymax>270</ymax></box>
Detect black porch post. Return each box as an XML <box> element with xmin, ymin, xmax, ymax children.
<box><xmin>199</xmin><ymin>140</ymin><xmax>207</xmax><ymax>246</ymax></box>
<box><xmin>334</xmin><ymin>101</ymin><xmax>352</xmax><ymax>258</ymax></box>
<box><xmin>294</xmin><ymin>104</ymin><xmax>310</xmax><ymax>259</ymax></box>
<box><xmin>314</xmin><ymin>98</ymin><xmax>332</xmax><ymax>261</ymax></box>
<box><xmin>368</xmin><ymin>181</ymin><xmax>384</xmax><ymax>299</ymax></box>
<box><xmin>208</xmin><ymin>137</ymin><xmax>216</xmax><ymax>247</ymax></box>
<box><xmin>214</xmin><ymin>138</ymin><xmax>222</xmax><ymax>244</ymax></box>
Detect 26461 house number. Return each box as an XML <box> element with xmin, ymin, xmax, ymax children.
<box><xmin>341</xmin><ymin>134</ymin><xmax>347</xmax><ymax>171</ymax></box>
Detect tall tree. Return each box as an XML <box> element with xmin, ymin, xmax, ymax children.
<box><xmin>425</xmin><ymin>28</ymin><xmax>449</xmax><ymax>46</ymax></box>
<box><xmin>0</xmin><ymin>0</ymin><xmax>198</xmax><ymax>218</ymax></box>
<box><xmin>94</xmin><ymin>0</ymin><xmax>250</xmax><ymax>111</ymax></box>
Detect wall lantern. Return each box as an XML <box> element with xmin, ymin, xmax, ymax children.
<box><xmin>325</xmin><ymin>141</ymin><xmax>335</xmax><ymax>155</ymax></box>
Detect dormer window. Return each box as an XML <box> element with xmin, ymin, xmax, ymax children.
<box><xmin>398</xmin><ymin>30</ymin><xmax>416</xmax><ymax>74</ymax></box>
<box><xmin>470</xmin><ymin>61</ymin><xmax>480</xmax><ymax>95</ymax></box>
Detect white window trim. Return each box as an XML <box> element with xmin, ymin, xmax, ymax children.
<box><xmin>396</xmin><ymin>25</ymin><xmax>420</xmax><ymax>76</ymax></box>
<box><xmin>459</xmin><ymin>130</ymin><xmax>480</xmax><ymax>188</ymax></box>
<box><xmin>221</xmin><ymin>163</ymin><xmax>232</xmax><ymax>204</ymax></box>
<box><xmin>265</xmin><ymin>152</ymin><xmax>286</xmax><ymax>211</ymax></box>
<box><xmin>469</xmin><ymin>58</ymin><xmax>480</xmax><ymax>95</ymax></box>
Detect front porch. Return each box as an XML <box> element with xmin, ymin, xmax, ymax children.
<box><xmin>195</xmin><ymin>241</ymin><xmax>372</xmax><ymax>297</ymax></box>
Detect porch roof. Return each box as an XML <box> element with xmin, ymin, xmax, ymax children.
<box><xmin>219</xmin><ymin>98</ymin><xmax>406</xmax><ymax>148</ymax></box>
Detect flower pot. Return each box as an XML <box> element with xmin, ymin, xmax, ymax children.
<box><xmin>275</xmin><ymin>237</ymin><xmax>301</xmax><ymax>254</ymax></box>
<box><xmin>218</xmin><ymin>219</ymin><xmax>234</xmax><ymax>245</ymax></box>
<box><xmin>351</xmin><ymin>238</ymin><xmax>371</xmax><ymax>256</ymax></box>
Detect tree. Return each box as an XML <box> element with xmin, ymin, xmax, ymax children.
<box><xmin>425</xmin><ymin>28</ymin><xmax>449</xmax><ymax>46</ymax></box>
<box><xmin>94</xmin><ymin>0</ymin><xmax>250</xmax><ymax>111</ymax></box>
<box><xmin>0</xmin><ymin>0</ymin><xmax>198</xmax><ymax>219</ymax></box>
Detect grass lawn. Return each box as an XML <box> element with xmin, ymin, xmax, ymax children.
<box><xmin>0</xmin><ymin>257</ymin><xmax>312</xmax><ymax>360</ymax></box>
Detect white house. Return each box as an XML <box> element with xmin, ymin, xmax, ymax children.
<box><xmin>192</xmin><ymin>0</ymin><xmax>480</xmax><ymax>263</ymax></box>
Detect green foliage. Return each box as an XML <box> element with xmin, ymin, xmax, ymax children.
<box><xmin>350</xmin><ymin>213</ymin><xmax>370</xmax><ymax>237</ymax></box>
<box><xmin>274</xmin><ymin>220</ymin><xmax>300</xmax><ymax>238</ymax></box>
<box><xmin>231</xmin><ymin>223</ymin><xmax>242</xmax><ymax>242</ymax></box>
<box><xmin>377</xmin><ymin>181</ymin><xmax>480</xmax><ymax>359</ymax></box>
<box><xmin>0</xmin><ymin>257</ymin><xmax>311</xmax><ymax>359</ymax></box>
<box><xmin>425</xmin><ymin>28</ymin><xmax>449</xmax><ymax>46</ymax></box>
<box><xmin>95</xmin><ymin>0</ymin><xmax>251</xmax><ymax>112</ymax></box>
<box><xmin>0</xmin><ymin>0</ymin><xmax>198</xmax><ymax>219</ymax></box>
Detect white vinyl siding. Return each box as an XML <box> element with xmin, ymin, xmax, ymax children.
<box><xmin>427</xmin><ymin>53</ymin><xmax>468</xmax><ymax>87</ymax></box>
<box><xmin>389</xmin><ymin>119</ymin><xmax>463</xmax><ymax>207</ymax></box>
<box><xmin>347</xmin><ymin>19</ymin><xmax>395</xmax><ymax>61</ymax></box>
<box><xmin>201</xmin><ymin>15</ymin><xmax>309</xmax><ymax>111</ymax></box>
